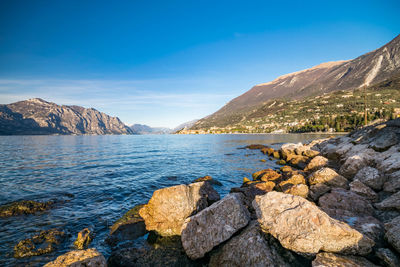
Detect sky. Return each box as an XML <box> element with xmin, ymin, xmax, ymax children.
<box><xmin>0</xmin><ymin>0</ymin><xmax>399</xmax><ymax>128</ymax></box>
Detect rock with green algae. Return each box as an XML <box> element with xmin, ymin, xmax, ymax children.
<box><xmin>0</xmin><ymin>200</ymin><xmax>53</xmax><ymax>217</ymax></box>
<box><xmin>14</xmin><ymin>229</ymin><xmax>65</xmax><ymax>258</ymax></box>
<box><xmin>106</xmin><ymin>204</ymin><xmax>147</xmax><ymax>246</ymax></box>
<box><xmin>73</xmin><ymin>228</ymin><xmax>93</xmax><ymax>250</ymax></box>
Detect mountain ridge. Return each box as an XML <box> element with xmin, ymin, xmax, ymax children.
<box><xmin>0</xmin><ymin>98</ymin><xmax>134</xmax><ymax>135</ymax></box>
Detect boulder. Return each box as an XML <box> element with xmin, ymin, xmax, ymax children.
<box><xmin>370</xmin><ymin>130</ymin><xmax>398</xmax><ymax>152</ymax></box>
<box><xmin>209</xmin><ymin>221</ymin><xmax>296</xmax><ymax>267</ymax></box>
<box><xmin>245</xmin><ymin>144</ymin><xmax>267</xmax><ymax>150</ymax></box>
<box><xmin>318</xmin><ymin>189</ymin><xmax>375</xmax><ymax>217</ymax></box>
<box><xmin>282</xmin><ymin>184</ymin><xmax>309</xmax><ymax>198</ymax></box>
<box><xmin>339</xmin><ymin>155</ymin><xmax>369</xmax><ymax>179</ymax></box>
<box><xmin>192</xmin><ymin>175</ymin><xmax>222</xmax><ymax>186</ymax></box>
<box><xmin>375</xmin><ymin>191</ymin><xmax>400</xmax><ymax>211</ymax></box>
<box><xmin>107</xmin><ymin>204</ymin><xmax>146</xmax><ymax>245</ymax></box>
<box><xmin>253</xmin><ymin>192</ymin><xmax>374</xmax><ymax>255</ymax></box>
<box><xmin>261</xmin><ymin>147</ymin><xmax>275</xmax><ymax>156</ymax></box>
<box><xmin>252</xmin><ymin>169</ymin><xmax>282</xmax><ymax>182</ymax></box>
<box><xmin>309</xmin><ymin>184</ymin><xmax>331</xmax><ymax>202</ymax></box>
<box><xmin>302</xmin><ymin>149</ymin><xmax>320</xmax><ymax>158</ymax></box>
<box><xmin>0</xmin><ymin>200</ymin><xmax>53</xmax><ymax>217</ymax></box>
<box><xmin>376</xmin><ymin>248</ymin><xmax>400</xmax><ymax>267</ymax></box>
<box><xmin>384</xmin><ymin>216</ymin><xmax>400</xmax><ymax>253</ymax></box>
<box><xmin>312</xmin><ymin>252</ymin><xmax>378</xmax><ymax>267</ymax></box>
<box><xmin>73</xmin><ymin>228</ymin><xmax>93</xmax><ymax>250</ymax></box>
<box><xmin>376</xmin><ymin>150</ymin><xmax>400</xmax><ymax>174</ymax></box>
<box><xmin>308</xmin><ymin>168</ymin><xmax>349</xmax><ymax>189</ymax></box>
<box><xmin>288</xmin><ymin>155</ymin><xmax>309</xmax><ymax>170</ymax></box>
<box><xmin>383</xmin><ymin>170</ymin><xmax>400</xmax><ymax>193</ymax></box>
<box><xmin>44</xmin><ymin>248</ymin><xmax>106</xmax><ymax>267</ymax></box>
<box><xmin>139</xmin><ymin>182</ymin><xmax>220</xmax><ymax>236</ymax></box>
<box><xmin>14</xmin><ymin>229</ymin><xmax>65</xmax><ymax>258</ymax></box>
<box><xmin>304</xmin><ymin>156</ymin><xmax>328</xmax><ymax>172</ymax></box>
<box><xmin>349</xmin><ymin>180</ymin><xmax>379</xmax><ymax>202</ymax></box>
<box><xmin>354</xmin><ymin>167</ymin><xmax>384</xmax><ymax>191</ymax></box>
<box><xmin>181</xmin><ymin>193</ymin><xmax>250</xmax><ymax>259</ymax></box>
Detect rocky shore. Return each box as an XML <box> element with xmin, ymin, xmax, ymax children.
<box><xmin>2</xmin><ymin>118</ymin><xmax>400</xmax><ymax>266</ymax></box>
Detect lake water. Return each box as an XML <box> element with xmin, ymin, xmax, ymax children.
<box><xmin>0</xmin><ymin>133</ymin><xmax>334</xmax><ymax>266</ymax></box>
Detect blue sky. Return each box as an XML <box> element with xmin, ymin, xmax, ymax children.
<box><xmin>0</xmin><ymin>0</ymin><xmax>399</xmax><ymax>127</ymax></box>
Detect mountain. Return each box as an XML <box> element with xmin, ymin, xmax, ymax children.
<box><xmin>130</xmin><ymin>124</ymin><xmax>172</xmax><ymax>134</ymax></box>
<box><xmin>0</xmin><ymin>98</ymin><xmax>134</xmax><ymax>135</ymax></box>
<box><xmin>192</xmin><ymin>34</ymin><xmax>400</xmax><ymax>130</ymax></box>
<box><xmin>172</xmin><ymin>119</ymin><xmax>198</xmax><ymax>133</ymax></box>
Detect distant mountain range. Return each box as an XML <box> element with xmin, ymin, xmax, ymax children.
<box><xmin>190</xmin><ymin>34</ymin><xmax>400</xmax><ymax>131</ymax></box>
<box><xmin>0</xmin><ymin>98</ymin><xmax>134</xmax><ymax>135</ymax></box>
<box><xmin>130</xmin><ymin>120</ymin><xmax>198</xmax><ymax>135</ymax></box>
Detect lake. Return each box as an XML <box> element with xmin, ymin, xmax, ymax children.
<box><xmin>0</xmin><ymin>133</ymin><xmax>335</xmax><ymax>266</ymax></box>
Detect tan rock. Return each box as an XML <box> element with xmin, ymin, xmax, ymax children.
<box><xmin>312</xmin><ymin>252</ymin><xmax>378</xmax><ymax>267</ymax></box>
<box><xmin>302</xmin><ymin>149</ymin><xmax>320</xmax><ymax>158</ymax></box>
<box><xmin>253</xmin><ymin>192</ymin><xmax>374</xmax><ymax>255</ymax></box>
<box><xmin>181</xmin><ymin>193</ymin><xmax>250</xmax><ymax>259</ymax></box>
<box><xmin>139</xmin><ymin>182</ymin><xmax>220</xmax><ymax>236</ymax></box>
<box><xmin>44</xmin><ymin>248</ymin><xmax>106</xmax><ymax>267</ymax></box>
<box><xmin>308</xmin><ymin>168</ymin><xmax>349</xmax><ymax>189</ymax></box>
<box><xmin>209</xmin><ymin>221</ymin><xmax>292</xmax><ymax>267</ymax></box>
<box><xmin>283</xmin><ymin>184</ymin><xmax>309</xmax><ymax>198</ymax></box>
<box><xmin>305</xmin><ymin>156</ymin><xmax>328</xmax><ymax>172</ymax></box>
<box><xmin>252</xmin><ymin>169</ymin><xmax>282</xmax><ymax>182</ymax></box>
<box><xmin>73</xmin><ymin>228</ymin><xmax>92</xmax><ymax>250</ymax></box>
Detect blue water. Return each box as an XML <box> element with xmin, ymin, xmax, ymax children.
<box><xmin>0</xmin><ymin>134</ymin><xmax>332</xmax><ymax>266</ymax></box>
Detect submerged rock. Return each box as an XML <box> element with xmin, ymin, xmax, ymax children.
<box><xmin>209</xmin><ymin>221</ymin><xmax>299</xmax><ymax>267</ymax></box>
<box><xmin>0</xmin><ymin>200</ymin><xmax>53</xmax><ymax>217</ymax></box>
<box><xmin>107</xmin><ymin>204</ymin><xmax>147</xmax><ymax>246</ymax></box>
<box><xmin>139</xmin><ymin>182</ymin><xmax>220</xmax><ymax>236</ymax></box>
<box><xmin>44</xmin><ymin>248</ymin><xmax>106</xmax><ymax>267</ymax></box>
<box><xmin>245</xmin><ymin>144</ymin><xmax>267</xmax><ymax>150</ymax></box>
<box><xmin>253</xmin><ymin>191</ymin><xmax>374</xmax><ymax>255</ymax></box>
<box><xmin>312</xmin><ymin>252</ymin><xmax>378</xmax><ymax>267</ymax></box>
<box><xmin>14</xmin><ymin>229</ymin><xmax>65</xmax><ymax>258</ymax></box>
<box><xmin>181</xmin><ymin>193</ymin><xmax>250</xmax><ymax>260</ymax></box>
<box><xmin>73</xmin><ymin>228</ymin><xmax>93</xmax><ymax>250</ymax></box>
<box><xmin>192</xmin><ymin>175</ymin><xmax>222</xmax><ymax>186</ymax></box>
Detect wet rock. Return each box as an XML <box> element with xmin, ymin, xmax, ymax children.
<box><xmin>44</xmin><ymin>248</ymin><xmax>106</xmax><ymax>267</ymax></box>
<box><xmin>0</xmin><ymin>200</ymin><xmax>53</xmax><ymax>217</ymax></box>
<box><xmin>260</xmin><ymin>159</ymin><xmax>266</xmax><ymax>162</ymax></box>
<box><xmin>277</xmin><ymin>159</ymin><xmax>286</xmax><ymax>165</ymax></box>
<box><xmin>309</xmin><ymin>184</ymin><xmax>331</xmax><ymax>201</ymax></box>
<box><xmin>375</xmin><ymin>248</ymin><xmax>400</xmax><ymax>267</ymax></box>
<box><xmin>383</xmin><ymin>170</ymin><xmax>400</xmax><ymax>193</ymax></box>
<box><xmin>370</xmin><ymin>130</ymin><xmax>398</xmax><ymax>152</ymax></box>
<box><xmin>349</xmin><ymin>180</ymin><xmax>379</xmax><ymax>202</ymax></box>
<box><xmin>384</xmin><ymin>216</ymin><xmax>400</xmax><ymax>253</ymax></box>
<box><xmin>181</xmin><ymin>193</ymin><xmax>250</xmax><ymax>259</ymax></box>
<box><xmin>261</xmin><ymin>147</ymin><xmax>275</xmax><ymax>156</ymax></box>
<box><xmin>354</xmin><ymin>167</ymin><xmax>384</xmax><ymax>191</ymax></box>
<box><xmin>14</xmin><ymin>229</ymin><xmax>65</xmax><ymax>258</ymax></box>
<box><xmin>253</xmin><ymin>191</ymin><xmax>374</xmax><ymax>255</ymax></box>
<box><xmin>339</xmin><ymin>155</ymin><xmax>369</xmax><ymax>179</ymax></box>
<box><xmin>304</xmin><ymin>156</ymin><xmax>328</xmax><ymax>172</ymax></box>
<box><xmin>318</xmin><ymin>189</ymin><xmax>374</xmax><ymax>217</ymax></box>
<box><xmin>308</xmin><ymin>167</ymin><xmax>349</xmax><ymax>189</ymax></box>
<box><xmin>107</xmin><ymin>204</ymin><xmax>147</xmax><ymax>246</ymax></box>
<box><xmin>192</xmin><ymin>175</ymin><xmax>222</xmax><ymax>186</ymax></box>
<box><xmin>273</xmin><ymin>151</ymin><xmax>280</xmax><ymax>159</ymax></box>
<box><xmin>209</xmin><ymin>221</ymin><xmax>296</xmax><ymax>267</ymax></box>
<box><xmin>74</xmin><ymin>228</ymin><xmax>93</xmax><ymax>250</ymax></box>
<box><xmin>376</xmin><ymin>191</ymin><xmax>400</xmax><ymax>211</ymax></box>
<box><xmin>245</xmin><ymin>144</ymin><xmax>267</xmax><ymax>150</ymax></box>
<box><xmin>139</xmin><ymin>182</ymin><xmax>220</xmax><ymax>236</ymax></box>
<box><xmin>312</xmin><ymin>252</ymin><xmax>378</xmax><ymax>267</ymax></box>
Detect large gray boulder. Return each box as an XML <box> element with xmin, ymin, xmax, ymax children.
<box><xmin>339</xmin><ymin>155</ymin><xmax>369</xmax><ymax>179</ymax></box>
<box><xmin>139</xmin><ymin>182</ymin><xmax>220</xmax><ymax>236</ymax></box>
<box><xmin>181</xmin><ymin>193</ymin><xmax>250</xmax><ymax>260</ymax></box>
<box><xmin>354</xmin><ymin>166</ymin><xmax>384</xmax><ymax>191</ymax></box>
<box><xmin>209</xmin><ymin>221</ymin><xmax>294</xmax><ymax>267</ymax></box>
<box><xmin>253</xmin><ymin>191</ymin><xmax>374</xmax><ymax>255</ymax></box>
<box><xmin>44</xmin><ymin>248</ymin><xmax>106</xmax><ymax>267</ymax></box>
<box><xmin>384</xmin><ymin>216</ymin><xmax>400</xmax><ymax>254</ymax></box>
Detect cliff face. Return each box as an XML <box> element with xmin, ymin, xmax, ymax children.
<box><xmin>193</xmin><ymin>34</ymin><xmax>400</xmax><ymax>130</ymax></box>
<box><xmin>0</xmin><ymin>98</ymin><xmax>134</xmax><ymax>135</ymax></box>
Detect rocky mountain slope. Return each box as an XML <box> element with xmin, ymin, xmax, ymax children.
<box><xmin>192</xmin><ymin>34</ymin><xmax>400</xmax><ymax>130</ymax></box>
<box><xmin>0</xmin><ymin>98</ymin><xmax>134</xmax><ymax>135</ymax></box>
<box><xmin>130</xmin><ymin>124</ymin><xmax>172</xmax><ymax>134</ymax></box>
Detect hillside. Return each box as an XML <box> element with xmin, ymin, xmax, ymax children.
<box><xmin>130</xmin><ymin>124</ymin><xmax>172</xmax><ymax>134</ymax></box>
<box><xmin>191</xmin><ymin>34</ymin><xmax>400</xmax><ymax>131</ymax></box>
<box><xmin>0</xmin><ymin>98</ymin><xmax>134</xmax><ymax>135</ymax></box>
